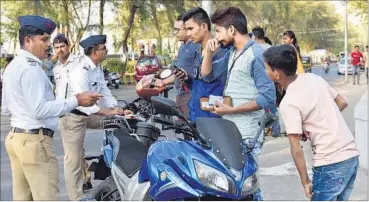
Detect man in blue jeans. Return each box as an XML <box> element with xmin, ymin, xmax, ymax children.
<box><xmin>202</xmin><ymin>7</ymin><xmax>276</xmax><ymax>200</ymax></box>
<box><xmin>264</xmin><ymin>44</ymin><xmax>359</xmax><ymax>201</ymax></box>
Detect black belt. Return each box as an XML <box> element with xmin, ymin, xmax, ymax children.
<box><xmin>70</xmin><ymin>109</ymin><xmax>88</xmax><ymax>116</ymax></box>
<box><xmin>12</xmin><ymin>127</ymin><xmax>54</xmax><ymax>138</ymax></box>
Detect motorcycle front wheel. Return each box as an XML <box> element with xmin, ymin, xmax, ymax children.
<box><xmin>90</xmin><ymin>177</ymin><xmax>120</xmax><ymax>201</ymax></box>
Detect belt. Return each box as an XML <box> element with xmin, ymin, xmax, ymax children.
<box><xmin>70</xmin><ymin>109</ymin><xmax>88</xmax><ymax>116</ymax></box>
<box><xmin>12</xmin><ymin>127</ymin><xmax>54</xmax><ymax>138</ymax></box>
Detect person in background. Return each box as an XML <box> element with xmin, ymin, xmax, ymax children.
<box><xmin>282</xmin><ymin>30</ymin><xmax>304</xmax><ymax>74</ymax></box>
<box><xmin>264</xmin><ymin>44</ymin><xmax>359</xmax><ymax>201</ymax></box>
<box><xmin>364</xmin><ymin>45</ymin><xmax>368</xmax><ymax>84</ymax></box>
<box><xmin>140</xmin><ymin>44</ymin><xmax>145</xmax><ymax>56</ymax></box>
<box><xmin>43</xmin><ymin>53</ymin><xmax>55</xmax><ymax>84</ymax></box>
<box><xmin>252</xmin><ymin>26</ymin><xmax>272</xmax><ymax>50</ymax></box>
<box><xmin>350</xmin><ymin>45</ymin><xmax>364</xmax><ymax>85</ymax></box>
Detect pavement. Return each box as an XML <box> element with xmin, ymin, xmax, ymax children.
<box><xmin>0</xmin><ymin>64</ymin><xmax>368</xmax><ymax>200</ymax></box>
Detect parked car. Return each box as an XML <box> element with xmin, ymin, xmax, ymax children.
<box><xmin>337</xmin><ymin>58</ymin><xmax>353</xmax><ymax>75</ymax></box>
<box><xmin>134</xmin><ymin>56</ymin><xmax>162</xmax><ymax>82</ymax></box>
<box><xmin>301</xmin><ymin>56</ymin><xmax>312</xmax><ymax>72</ymax></box>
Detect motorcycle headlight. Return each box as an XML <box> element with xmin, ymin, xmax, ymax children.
<box><xmin>241</xmin><ymin>174</ymin><xmax>258</xmax><ymax>196</ymax></box>
<box><xmin>194</xmin><ymin>160</ymin><xmax>236</xmax><ymax>194</ymax></box>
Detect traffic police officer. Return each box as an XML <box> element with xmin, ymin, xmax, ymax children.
<box><xmin>53</xmin><ymin>34</ymin><xmax>82</xmax><ymax>101</ymax></box>
<box><xmin>1</xmin><ymin>15</ymin><xmax>101</xmax><ymax>201</ymax></box>
<box><xmin>60</xmin><ymin>34</ymin><xmax>127</xmax><ymax>200</ymax></box>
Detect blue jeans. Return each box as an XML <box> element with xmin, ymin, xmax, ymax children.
<box><xmin>352</xmin><ymin>66</ymin><xmax>360</xmax><ymax>84</ymax></box>
<box><xmin>251</xmin><ymin>142</ymin><xmax>263</xmax><ymax>201</ymax></box>
<box><xmin>312</xmin><ymin>156</ymin><xmax>359</xmax><ymax>201</ymax></box>
<box><xmin>269</xmin><ymin>107</ymin><xmax>281</xmax><ymax>137</ymax></box>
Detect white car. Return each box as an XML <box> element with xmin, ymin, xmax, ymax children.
<box><xmin>337</xmin><ymin>58</ymin><xmax>353</xmax><ymax>75</ymax></box>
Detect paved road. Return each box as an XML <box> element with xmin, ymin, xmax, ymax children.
<box><xmin>1</xmin><ymin>64</ymin><xmax>367</xmax><ymax>200</ymax></box>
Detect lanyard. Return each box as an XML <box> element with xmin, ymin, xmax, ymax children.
<box><xmin>223</xmin><ymin>45</ymin><xmax>249</xmax><ymax>93</ymax></box>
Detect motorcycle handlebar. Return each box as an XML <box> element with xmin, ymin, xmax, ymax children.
<box><xmin>152</xmin><ymin>116</ymin><xmax>174</xmax><ymax>126</ymax></box>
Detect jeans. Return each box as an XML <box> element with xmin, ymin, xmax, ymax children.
<box><xmin>312</xmin><ymin>156</ymin><xmax>359</xmax><ymax>201</ymax></box>
<box><xmin>269</xmin><ymin>107</ymin><xmax>281</xmax><ymax>137</ymax></box>
<box><xmin>251</xmin><ymin>141</ymin><xmax>263</xmax><ymax>201</ymax></box>
<box><xmin>352</xmin><ymin>66</ymin><xmax>360</xmax><ymax>84</ymax></box>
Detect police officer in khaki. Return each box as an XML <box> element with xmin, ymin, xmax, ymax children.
<box><xmin>61</xmin><ymin>35</ymin><xmax>129</xmax><ymax>200</ymax></box>
<box><xmin>1</xmin><ymin>15</ymin><xmax>102</xmax><ymax>201</ymax></box>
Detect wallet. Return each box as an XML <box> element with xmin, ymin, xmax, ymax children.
<box><xmin>200</xmin><ymin>95</ymin><xmax>233</xmax><ymax>111</ymax></box>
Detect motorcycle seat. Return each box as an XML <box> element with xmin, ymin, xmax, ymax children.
<box><xmin>113</xmin><ymin>129</ymin><xmax>149</xmax><ymax>177</ymax></box>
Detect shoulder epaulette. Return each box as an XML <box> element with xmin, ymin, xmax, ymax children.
<box><xmin>27</xmin><ymin>58</ymin><xmax>37</xmax><ymax>66</ymax></box>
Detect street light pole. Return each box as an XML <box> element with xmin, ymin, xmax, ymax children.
<box><xmin>201</xmin><ymin>0</ymin><xmax>212</xmax><ymax>17</ymax></box>
<box><xmin>367</xmin><ymin>0</ymin><xmax>369</xmax><ymax>79</ymax></box>
<box><xmin>344</xmin><ymin>0</ymin><xmax>348</xmax><ymax>83</ymax></box>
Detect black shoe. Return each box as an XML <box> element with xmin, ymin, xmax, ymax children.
<box><xmin>83</xmin><ymin>181</ymin><xmax>93</xmax><ymax>191</ymax></box>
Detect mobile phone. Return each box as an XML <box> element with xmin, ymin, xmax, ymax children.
<box><xmin>171</xmin><ymin>65</ymin><xmax>180</xmax><ymax>71</ymax></box>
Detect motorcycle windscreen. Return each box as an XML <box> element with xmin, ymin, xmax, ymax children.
<box><xmin>196</xmin><ymin>118</ymin><xmax>244</xmax><ymax>170</ymax></box>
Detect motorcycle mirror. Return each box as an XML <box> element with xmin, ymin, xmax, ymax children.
<box><xmin>259</xmin><ymin>113</ymin><xmax>279</xmax><ymax>128</ymax></box>
<box><xmin>117</xmin><ymin>100</ymin><xmax>128</xmax><ymax>108</ymax></box>
<box><xmin>151</xmin><ymin>96</ymin><xmax>180</xmax><ymax>116</ymax></box>
<box><xmin>159</xmin><ymin>69</ymin><xmax>173</xmax><ymax>79</ymax></box>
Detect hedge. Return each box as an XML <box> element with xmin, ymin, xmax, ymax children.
<box><xmin>0</xmin><ymin>58</ymin><xmax>7</xmax><ymax>68</ymax></box>
<box><xmin>101</xmin><ymin>58</ymin><xmax>135</xmax><ymax>73</ymax></box>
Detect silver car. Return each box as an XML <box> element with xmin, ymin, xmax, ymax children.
<box><xmin>337</xmin><ymin>58</ymin><xmax>353</xmax><ymax>75</ymax></box>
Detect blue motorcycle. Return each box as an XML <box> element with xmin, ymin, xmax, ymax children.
<box><xmin>87</xmin><ymin>96</ymin><xmax>277</xmax><ymax>201</ymax></box>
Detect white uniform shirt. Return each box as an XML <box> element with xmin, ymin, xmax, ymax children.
<box><xmin>1</xmin><ymin>50</ymin><xmax>78</xmax><ymax>131</ymax></box>
<box><xmin>53</xmin><ymin>53</ymin><xmax>82</xmax><ymax>100</ymax></box>
<box><xmin>69</xmin><ymin>56</ymin><xmax>117</xmax><ymax>115</ymax></box>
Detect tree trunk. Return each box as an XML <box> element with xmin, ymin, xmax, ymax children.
<box><xmin>69</xmin><ymin>0</ymin><xmax>92</xmax><ymax>52</ymax></box>
<box><xmin>122</xmin><ymin>0</ymin><xmax>139</xmax><ymax>72</ymax></box>
<box><xmin>164</xmin><ymin>2</ymin><xmax>174</xmax><ymax>28</ymax></box>
<box><xmin>62</xmin><ymin>0</ymin><xmax>70</xmax><ymax>38</ymax></box>
<box><xmin>99</xmin><ymin>0</ymin><xmax>105</xmax><ymax>34</ymax></box>
<box><xmin>178</xmin><ymin>0</ymin><xmax>185</xmax><ymax>14</ymax></box>
<box><xmin>150</xmin><ymin>0</ymin><xmax>162</xmax><ymax>55</ymax></box>
<box><xmin>34</xmin><ymin>0</ymin><xmax>40</xmax><ymax>14</ymax></box>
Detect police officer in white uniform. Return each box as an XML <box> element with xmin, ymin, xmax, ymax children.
<box><xmin>1</xmin><ymin>15</ymin><xmax>102</xmax><ymax>201</ymax></box>
<box><xmin>53</xmin><ymin>34</ymin><xmax>82</xmax><ymax>101</ymax></box>
<box><xmin>60</xmin><ymin>34</ymin><xmax>128</xmax><ymax>200</ymax></box>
